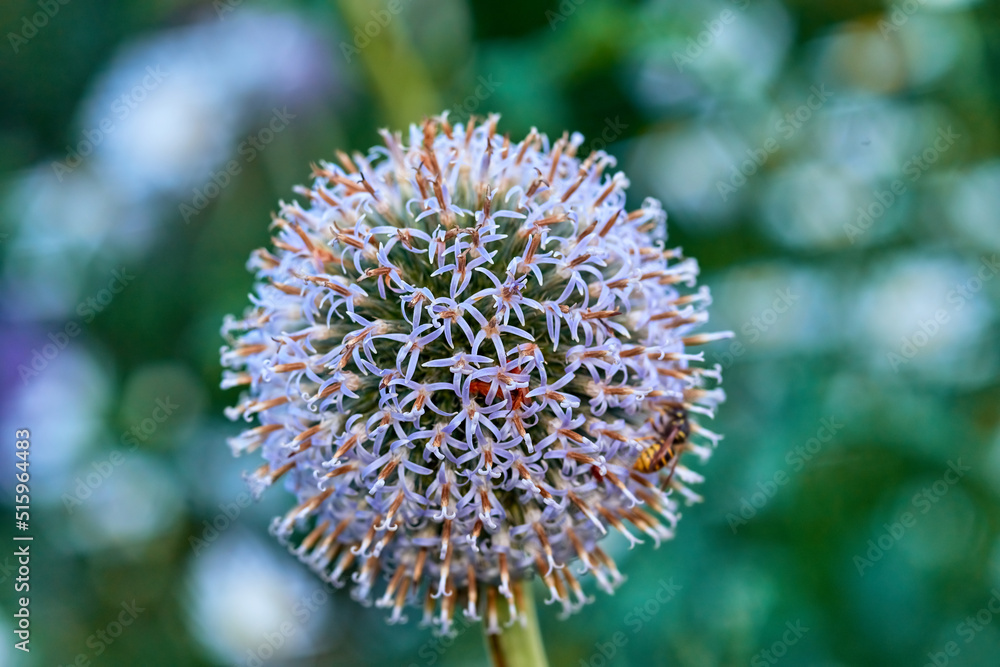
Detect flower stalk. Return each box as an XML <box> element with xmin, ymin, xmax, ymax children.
<box><xmin>485</xmin><ymin>583</ymin><xmax>549</xmax><ymax>667</ymax></box>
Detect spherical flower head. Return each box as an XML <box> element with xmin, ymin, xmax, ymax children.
<box><xmin>221</xmin><ymin>113</ymin><xmax>729</xmax><ymax>633</ymax></box>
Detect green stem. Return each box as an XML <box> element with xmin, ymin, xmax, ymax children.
<box><xmin>485</xmin><ymin>583</ymin><xmax>549</xmax><ymax>667</ymax></box>
<box><xmin>334</xmin><ymin>0</ymin><xmax>440</xmax><ymax>128</ymax></box>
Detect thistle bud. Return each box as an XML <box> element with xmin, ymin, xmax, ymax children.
<box><xmin>221</xmin><ymin>113</ymin><xmax>729</xmax><ymax>632</ymax></box>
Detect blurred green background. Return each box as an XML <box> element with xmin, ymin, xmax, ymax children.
<box><xmin>2</xmin><ymin>0</ymin><xmax>999</xmax><ymax>665</ymax></box>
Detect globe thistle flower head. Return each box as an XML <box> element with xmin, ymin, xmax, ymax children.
<box><xmin>221</xmin><ymin>113</ymin><xmax>729</xmax><ymax>634</ymax></box>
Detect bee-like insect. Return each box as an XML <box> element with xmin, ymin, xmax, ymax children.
<box><xmin>634</xmin><ymin>407</ymin><xmax>690</xmax><ymax>475</ymax></box>
<box><xmin>469</xmin><ymin>367</ymin><xmax>533</xmax><ymax>411</ymax></box>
